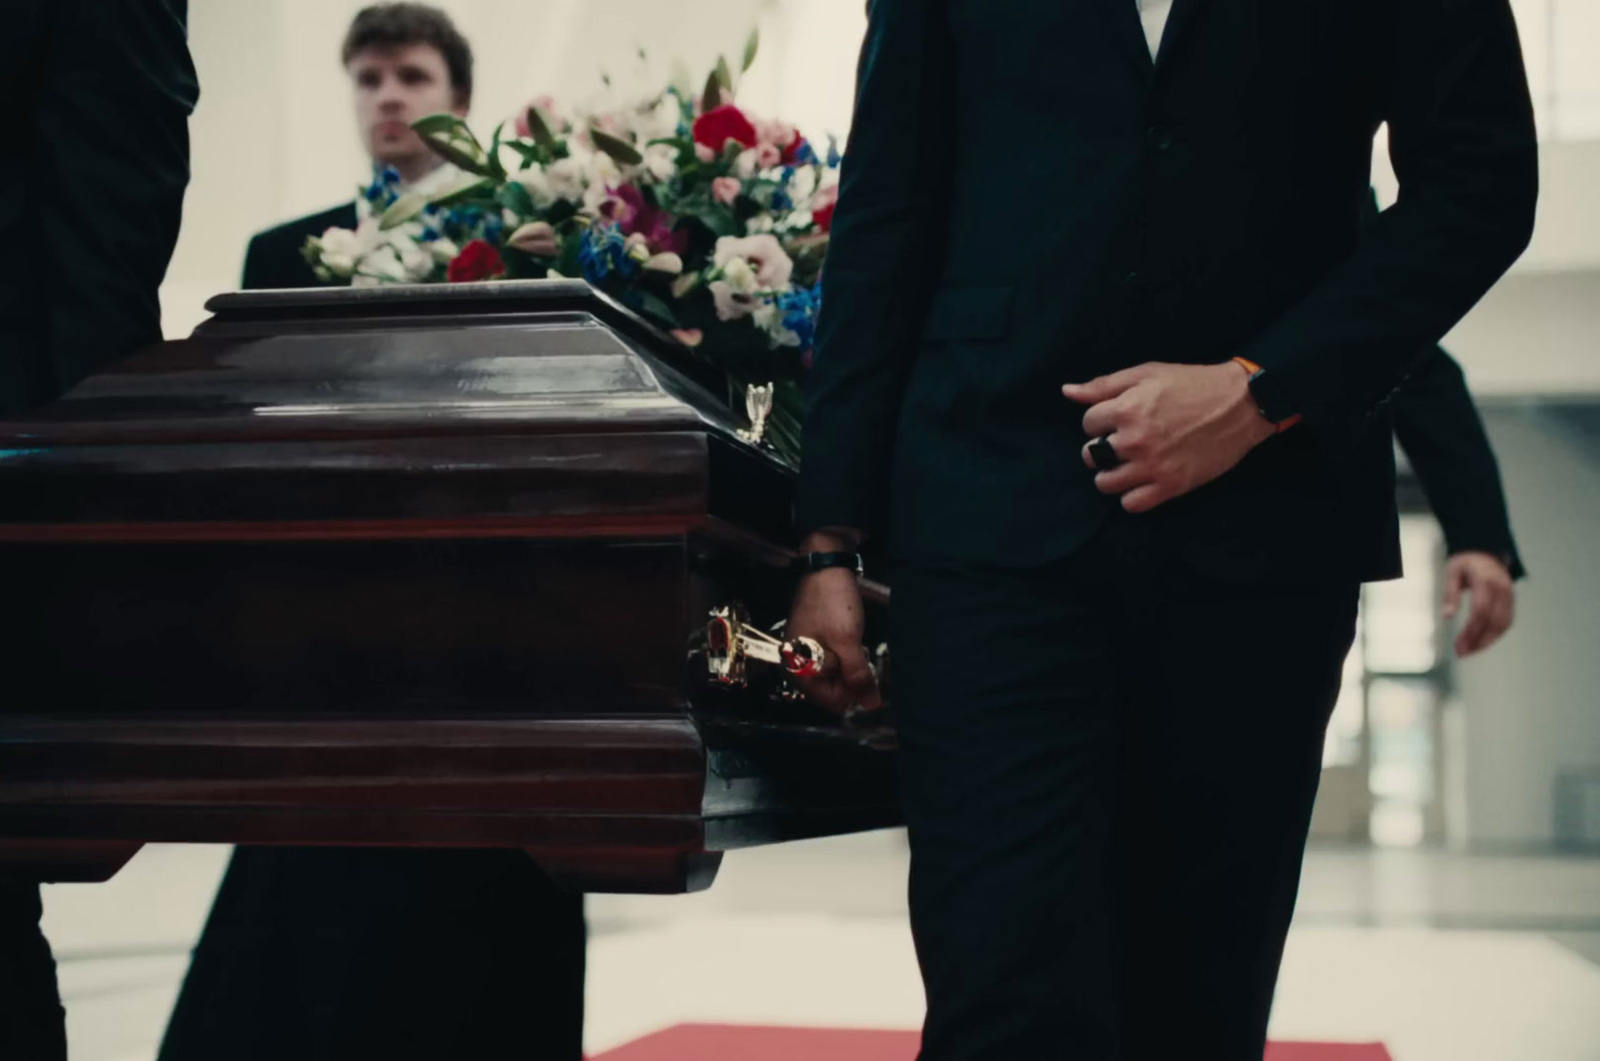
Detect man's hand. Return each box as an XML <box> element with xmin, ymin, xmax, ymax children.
<box><xmin>1062</xmin><ymin>362</ymin><xmax>1277</xmax><ymax>513</ymax></box>
<box><xmin>787</xmin><ymin>530</ymin><xmax>881</xmax><ymax>714</ymax></box>
<box><xmin>1444</xmin><ymin>551</ymin><xmax>1516</xmax><ymax>658</ymax></box>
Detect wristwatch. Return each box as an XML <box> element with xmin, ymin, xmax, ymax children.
<box><xmin>1235</xmin><ymin>357</ymin><xmax>1299</xmax><ymax>428</ymax></box>
<box><xmin>791</xmin><ymin>551</ymin><xmax>865</xmax><ymax>578</ymax></box>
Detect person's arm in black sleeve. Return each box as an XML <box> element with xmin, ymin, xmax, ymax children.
<box><xmin>1393</xmin><ymin>346</ymin><xmax>1522</xmax><ymax>657</ymax></box>
<box><xmin>1237</xmin><ymin>0</ymin><xmax>1538</xmax><ymax>433</ymax></box>
<box><xmin>793</xmin><ymin>0</ymin><xmax>957</xmax><ymax>543</ymax></box>
<box><xmin>1392</xmin><ymin>346</ymin><xmax>1524</xmax><ymax>578</ymax></box>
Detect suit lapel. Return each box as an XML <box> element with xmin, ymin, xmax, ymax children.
<box><xmin>1153</xmin><ymin>0</ymin><xmax>1211</xmax><ymax>70</ymax></box>
<box><xmin>1095</xmin><ymin>0</ymin><xmax>1156</xmax><ymax>82</ymax></box>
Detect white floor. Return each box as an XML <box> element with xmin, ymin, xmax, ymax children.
<box><xmin>41</xmin><ymin>833</ymin><xmax>1600</xmax><ymax>1061</ymax></box>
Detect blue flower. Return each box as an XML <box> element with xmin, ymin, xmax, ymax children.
<box><xmin>578</xmin><ymin>223</ymin><xmax>639</xmax><ymax>285</ymax></box>
<box><xmin>771</xmin><ymin>185</ymin><xmax>794</xmax><ymax>213</ymax></box>
<box><xmin>363</xmin><ymin>165</ymin><xmax>404</xmax><ymax>209</ymax></box>
<box><xmin>777</xmin><ymin>281</ymin><xmax>823</xmax><ymax>352</ymax></box>
<box><xmin>792</xmin><ymin>140</ymin><xmax>819</xmax><ymax>167</ymax></box>
<box><xmin>826</xmin><ymin>137</ymin><xmax>843</xmax><ymax>170</ymax></box>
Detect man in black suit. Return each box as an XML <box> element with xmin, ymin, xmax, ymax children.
<box><xmin>158</xmin><ymin>8</ymin><xmax>587</xmax><ymax>1061</ymax></box>
<box><xmin>0</xmin><ymin>1</ymin><xmax>196</xmax><ymax>1057</ymax></box>
<box><xmin>238</xmin><ymin>1</ymin><xmax>472</xmax><ymax>291</ymax></box>
<box><xmin>792</xmin><ymin>1</ymin><xmax>1537</xmax><ymax>1058</ymax></box>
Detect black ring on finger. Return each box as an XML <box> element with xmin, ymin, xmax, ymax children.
<box><xmin>1089</xmin><ymin>435</ymin><xmax>1121</xmax><ymax>472</ymax></box>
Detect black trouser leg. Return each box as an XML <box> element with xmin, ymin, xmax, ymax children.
<box><xmin>893</xmin><ymin>545</ymin><xmax>1127</xmax><ymax>1060</ymax></box>
<box><xmin>1119</xmin><ymin>568</ymin><xmax>1358</xmax><ymax>1058</ymax></box>
<box><xmin>158</xmin><ymin>848</ymin><xmax>587</xmax><ymax>1061</ymax></box>
<box><xmin>0</xmin><ymin>882</ymin><xmax>66</xmax><ymax>1061</ymax></box>
<box><xmin>892</xmin><ymin>527</ymin><xmax>1357</xmax><ymax>1061</ymax></box>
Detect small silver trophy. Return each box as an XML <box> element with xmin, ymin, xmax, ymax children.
<box><xmin>737</xmin><ymin>382</ymin><xmax>775</xmax><ymax>446</ymax></box>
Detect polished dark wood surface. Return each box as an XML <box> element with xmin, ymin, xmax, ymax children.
<box><xmin>0</xmin><ymin>281</ymin><xmax>895</xmax><ymax>891</ymax></box>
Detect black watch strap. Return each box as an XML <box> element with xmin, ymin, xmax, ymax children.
<box><xmin>792</xmin><ymin>551</ymin><xmax>864</xmax><ymax>578</ymax></box>
<box><xmin>1246</xmin><ymin>366</ymin><xmax>1299</xmax><ymax>426</ymax></box>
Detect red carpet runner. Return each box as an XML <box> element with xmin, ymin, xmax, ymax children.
<box><xmin>592</xmin><ymin>1024</ymin><xmax>1394</xmax><ymax>1060</ymax></box>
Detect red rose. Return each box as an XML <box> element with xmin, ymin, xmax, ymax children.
<box><xmin>448</xmin><ymin>239</ymin><xmax>506</xmax><ymax>283</ymax></box>
<box><xmin>692</xmin><ymin>105</ymin><xmax>759</xmax><ymax>153</ymax></box>
<box><xmin>813</xmin><ymin>199</ymin><xmax>837</xmax><ymax>233</ymax></box>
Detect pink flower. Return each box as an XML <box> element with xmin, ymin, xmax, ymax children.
<box><xmin>756</xmin><ymin>143</ymin><xmax>783</xmax><ymax>170</ymax></box>
<box><xmin>506</xmin><ymin>221</ymin><xmax>560</xmax><ymax>257</ymax></box>
<box><xmin>671</xmin><ymin>328</ymin><xmax>704</xmax><ymax>348</ymax></box>
<box><xmin>695</xmin><ymin>143</ymin><xmax>716</xmax><ymax>164</ymax></box>
<box><xmin>611</xmin><ymin>183</ymin><xmax>687</xmax><ymax>255</ymax></box>
<box><xmin>712</xmin><ymin>177</ymin><xmax>742</xmax><ymax>206</ymax></box>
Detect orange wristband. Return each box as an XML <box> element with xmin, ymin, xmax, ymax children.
<box><xmin>1233</xmin><ymin>357</ymin><xmax>1302</xmax><ymax>432</ymax></box>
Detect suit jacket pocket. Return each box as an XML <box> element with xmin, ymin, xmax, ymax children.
<box><xmin>921</xmin><ymin>286</ymin><xmax>1014</xmax><ymax>343</ymax></box>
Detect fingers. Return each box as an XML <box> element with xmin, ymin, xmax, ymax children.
<box><xmin>1062</xmin><ymin>364</ymin><xmax>1156</xmax><ymax>407</ymax></box>
<box><xmin>836</xmin><ymin>642</ymin><xmax>883</xmax><ymax>711</ymax></box>
<box><xmin>1119</xmin><ymin>483</ymin><xmax>1173</xmax><ymax>514</ymax></box>
<box><xmin>1456</xmin><ymin>580</ymin><xmax>1515</xmax><ymax>658</ymax></box>
<box><xmin>1092</xmin><ymin>462</ymin><xmax>1152</xmax><ymax>495</ymax></box>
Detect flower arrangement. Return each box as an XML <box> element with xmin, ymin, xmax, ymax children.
<box><xmin>303</xmin><ymin>33</ymin><xmax>839</xmax><ymax>465</ymax></box>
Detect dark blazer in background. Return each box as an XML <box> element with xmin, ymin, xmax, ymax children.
<box><xmin>241</xmin><ymin>202</ymin><xmax>357</xmax><ymax>290</ymax></box>
<box><xmin>799</xmin><ymin>0</ymin><xmax>1539</xmax><ymax>584</ymax></box>
<box><xmin>1395</xmin><ymin>347</ymin><xmax>1526</xmax><ymax>577</ymax></box>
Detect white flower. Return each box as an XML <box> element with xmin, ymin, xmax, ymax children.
<box><xmin>643</xmin><ymin>252</ymin><xmax>684</xmax><ymax>275</ymax></box>
<box><xmin>744</xmin><ymin>215</ymin><xmax>776</xmax><ymax>235</ymax></box>
<box><xmin>713</xmin><ymin>234</ymin><xmax>794</xmax><ymax>291</ymax></box>
<box><xmin>545</xmin><ymin>157</ymin><xmax>589</xmax><ymax>204</ymax></box>
<box><xmin>643</xmin><ymin>143</ymin><xmax>678</xmax><ymax>183</ymax></box>
<box><xmin>734</xmin><ymin>149</ymin><xmax>761</xmax><ymax>179</ymax></box>
<box><xmin>314</xmin><ymin>220</ymin><xmax>381</xmax><ymax>278</ymax></box>
<box><xmin>391</xmin><ymin>235</ymin><xmax>434</xmax><ymax>280</ymax></box>
<box><xmin>430</xmin><ymin>238</ymin><xmax>461</xmax><ymax>264</ymax></box>
<box><xmin>788</xmin><ymin>165</ymin><xmax>818</xmax><ymax>202</ymax></box>
<box><xmin>721</xmin><ymin>256</ymin><xmax>759</xmax><ymax>295</ymax></box>
<box><xmin>516</xmin><ymin>165</ymin><xmax>559</xmax><ymax>208</ymax></box>
<box><xmin>709</xmin><ymin>280</ymin><xmax>758</xmax><ymax>321</ymax></box>
<box><xmin>359</xmin><ymin>244</ymin><xmax>412</xmax><ymax>284</ymax></box>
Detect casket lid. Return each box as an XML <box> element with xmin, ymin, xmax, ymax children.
<box><xmin>0</xmin><ymin>280</ymin><xmax>752</xmax><ymax>447</ymax></box>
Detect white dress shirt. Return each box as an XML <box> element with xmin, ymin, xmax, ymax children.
<box><xmin>1139</xmin><ymin>0</ymin><xmax>1174</xmax><ymax>59</ymax></box>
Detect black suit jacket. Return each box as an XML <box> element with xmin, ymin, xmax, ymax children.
<box><xmin>0</xmin><ymin>0</ymin><xmax>197</xmax><ymax>415</ymax></box>
<box><xmin>241</xmin><ymin>202</ymin><xmax>358</xmax><ymax>291</ymax></box>
<box><xmin>799</xmin><ymin>0</ymin><xmax>1538</xmax><ymax>583</ymax></box>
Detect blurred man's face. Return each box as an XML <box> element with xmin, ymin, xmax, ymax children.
<box><xmin>348</xmin><ymin>43</ymin><xmax>466</xmax><ymax>173</ymax></box>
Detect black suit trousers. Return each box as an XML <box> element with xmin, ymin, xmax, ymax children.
<box><xmin>891</xmin><ymin>516</ymin><xmax>1358</xmax><ymax>1060</ymax></box>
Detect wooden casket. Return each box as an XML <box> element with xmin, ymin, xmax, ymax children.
<box><xmin>0</xmin><ymin>280</ymin><xmax>896</xmax><ymax>893</ymax></box>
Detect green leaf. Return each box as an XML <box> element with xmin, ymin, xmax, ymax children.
<box><xmin>378</xmin><ymin>191</ymin><xmax>430</xmax><ymax>230</ymax></box>
<box><xmin>412</xmin><ymin>113</ymin><xmax>471</xmax><ymax>137</ymax></box>
<box><xmin>496</xmin><ymin>180</ymin><xmax>535</xmax><ymax>218</ymax></box>
<box><xmin>741</xmin><ymin>27</ymin><xmax>761</xmax><ymax>73</ymax></box>
<box><xmin>524</xmin><ymin>105</ymin><xmax>558</xmax><ymax>150</ymax></box>
<box><xmin>487</xmin><ymin>120</ymin><xmax>508</xmax><ymax>181</ymax></box>
<box><xmin>701</xmin><ymin>69</ymin><xmax>723</xmax><ymax>112</ymax></box>
<box><xmin>427</xmin><ymin>174</ymin><xmax>496</xmax><ymax>209</ymax></box>
<box><xmin>419</xmin><ymin>132</ymin><xmax>492</xmax><ymax>177</ymax></box>
<box><xmin>590</xmin><ymin>127</ymin><xmax>644</xmax><ymax>167</ymax></box>
<box><xmin>716</xmin><ymin>56</ymin><xmax>734</xmax><ymax>92</ymax></box>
